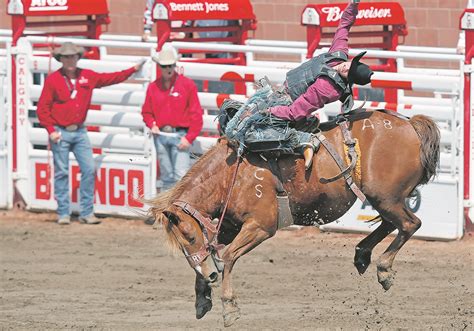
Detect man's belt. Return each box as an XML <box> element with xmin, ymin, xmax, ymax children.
<box><xmin>61</xmin><ymin>124</ymin><xmax>81</xmax><ymax>132</ymax></box>
<box><xmin>160</xmin><ymin>125</ymin><xmax>188</xmax><ymax>133</ymax></box>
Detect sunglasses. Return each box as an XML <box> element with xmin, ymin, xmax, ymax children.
<box><xmin>159</xmin><ymin>64</ymin><xmax>175</xmax><ymax>69</ymax></box>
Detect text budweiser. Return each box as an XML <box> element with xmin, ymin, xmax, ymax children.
<box><xmin>323</xmin><ymin>6</ymin><xmax>392</xmax><ymax>22</ymax></box>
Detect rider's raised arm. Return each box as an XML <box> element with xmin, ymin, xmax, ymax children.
<box><xmin>328</xmin><ymin>1</ymin><xmax>359</xmax><ymax>55</ymax></box>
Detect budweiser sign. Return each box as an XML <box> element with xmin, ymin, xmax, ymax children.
<box><xmin>301</xmin><ymin>3</ymin><xmax>405</xmax><ymax>27</ymax></box>
<box><xmin>322</xmin><ymin>6</ymin><xmax>392</xmax><ymax>22</ymax></box>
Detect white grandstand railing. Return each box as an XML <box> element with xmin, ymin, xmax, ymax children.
<box><xmin>4</xmin><ymin>39</ymin><xmax>464</xmax><ymax>160</ymax></box>
<box><xmin>22</xmin><ymin>45</ymin><xmax>461</xmax><ymax>175</ymax></box>
<box><xmin>396</xmin><ymin>45</ymin><xmax>458</xmax><ymax>54</ymax></box>
<box><xmin>23</xmin><ymin>35</ymin><xmax>465</xmax><ymax>63</ymax></box>
<box><xmin>28</xmin><ymin>128</ymin><xmax>217</xmax><ymax>156</ymax></box>
<box><xmin>31</xmin><ymin>54</ymin><xmax>461</xmax><ymax>95</ymax></box>
<box><xmin>0</xmin><ymin>29</ymin><xmax>462</xmax><ymax>60</ymax></box>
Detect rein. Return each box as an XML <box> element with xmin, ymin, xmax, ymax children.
<box><xmin>172</xmin><ymin>155</ymin><xmax>242</xmax><ymax>269</ymax></box>
<box><xmin>216</xmin><ymin>155</ymin><xmax>242</xmax><ymax>233</ymax></box>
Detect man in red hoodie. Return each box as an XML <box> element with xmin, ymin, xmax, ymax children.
<box><xmin>141</xmin><ymin>43</ymin><xmax>203</xmax><ymax>191</ymax></box>
<box><xmin>37</xmin><ymin>42</ymin><xmax>145</xmax><ymax>225</ymax></box>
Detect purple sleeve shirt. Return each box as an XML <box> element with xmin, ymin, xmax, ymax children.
<box><xmin>270</xmin><ymin>3</ymin><xmax>359</xmax><ymax>121</ymax></box>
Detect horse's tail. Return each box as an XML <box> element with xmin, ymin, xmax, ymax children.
<box><xmin>408</xmin><ymin>115</ymin><xmax>441</xmax><ymax>185</ymax></box>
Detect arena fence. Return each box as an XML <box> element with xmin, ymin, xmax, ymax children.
<box><xmin>0</xmin><ymin>46</ymin><xmax>11</xmax><ymax>209</ymax></box>
<box><xmin>0</xmin><ymin>36</ymin><xmax>470</xmax><ymax>239</ymax></box>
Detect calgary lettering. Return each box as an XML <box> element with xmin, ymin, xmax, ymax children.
<box><xmin>170</xmin><ymin>2</ymin><xmax>229</xmax><ymax>13</ymax></box>
<box><xmin>323</xmin><ymin>6</ymin><xmax>392</xmax><ymax>22</ymax></box>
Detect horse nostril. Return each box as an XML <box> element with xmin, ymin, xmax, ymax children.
<box><xmin>208</xmin><ymin>272</ymin><xmax>218</xmax><ymax>283</ymax></box>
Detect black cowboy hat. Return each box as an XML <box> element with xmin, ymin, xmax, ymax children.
<box><xmin>348</xmin><ymin>51</ymin><xmax>373</xmax><ymax>86</ymax></box>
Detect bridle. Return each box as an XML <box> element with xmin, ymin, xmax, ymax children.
<box><xmin>172</xmin><ymin>200</ymin><xmax>225</xmax><ymax>269</ymax></box>
<box><xmin>170</xmin><ymin>156</ymin><xmax>242</xmax><ymax>271</ymax></box>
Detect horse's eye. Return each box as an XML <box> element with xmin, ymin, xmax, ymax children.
<box><xmin>188</xmin><ymin>237</ymin><xmax>196</xmax><ymax>245</ymax></box>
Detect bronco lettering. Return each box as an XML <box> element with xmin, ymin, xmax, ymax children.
<box><xmin>35</xmin><ymin>163</ymin><xmax>144</xmax><ymax>207</ymax></box>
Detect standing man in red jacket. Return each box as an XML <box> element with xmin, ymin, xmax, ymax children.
<box><xmin>37</xmin><ymin>42</ymin><xmax>145</xmax><ymax>225</ymax></box>
<box><xmin>141</xmin><ymin>43</ymin><xmax>203</xmax><ymax>191</ymax></box>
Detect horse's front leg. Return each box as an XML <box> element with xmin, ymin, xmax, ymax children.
<box><xmin>195</xmin><ymin>273</ymin><xmax>213</xmax><ymax>319</ymax></box>
<box><xmin>220</xmin><ymin>220</ymin><xmax>275</xmax><ymax>327</ymax></box>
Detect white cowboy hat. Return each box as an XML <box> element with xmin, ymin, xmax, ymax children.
<box><xmin>52</xmin><ymin>42</ymin><xmax>84</xmax><ymax>61</ymax></box>
<box><xmin>152</xmin><ymin>43</ymin><xmax>179</xmax><ymax>65</ymax></box>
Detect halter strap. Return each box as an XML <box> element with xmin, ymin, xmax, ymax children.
<box><xmin>173</xmin><ymin>200</ymin><xmax>218</xmax><ymax>235</ymax></box>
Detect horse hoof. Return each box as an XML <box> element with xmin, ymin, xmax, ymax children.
<box><xmin>377</xmin><ymin>268</ymin><xmax>395</xmax><ymax>291</ymax></box>
<box><xmin>354</xmin><ymin>247</ymin><xmax>371</xmax><ymax>275</ymax></box>
<box><xmin>223</xmin><ymin>309</ymin><xmax>240</xmax><ymax>327</ymax></box>
<box><xmin>354</xmin><ymin>261</ymin><xmax>369</xmax><ymax>275</ymax></box>
<box><xmin>196</xmin><ymin>300</ymin><xmax>212</xmax><ymax>319</ymax></box>
<box><xmin>222</xmin><ymin>298</ymin><xmax>240</xmax><ymax>327</ymax></box>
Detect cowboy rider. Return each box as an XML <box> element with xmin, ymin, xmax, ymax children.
<box><xmin>268</xmin><ymin>0</ymin><xmax>374</xmax><ymax>169</ymax></box>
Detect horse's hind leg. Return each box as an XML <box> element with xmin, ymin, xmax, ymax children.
<box><xmin>195</xmin><ymin>273</ymin><xmax>213</xmax><ymax>319</ymax></box>
<box><xmin>220</xmin><ymin>220</ymin><xmax>274</xmax><ymax>327</ymax></box>
<box><xmin>354</xmin><ymin>219</ymin><xmax>396</xmax><ymax>275</ymax></box>
<box><xmin>375</xmin><ymin>203</ymin><xmax>421</xmax><ymax>291</ymax></box>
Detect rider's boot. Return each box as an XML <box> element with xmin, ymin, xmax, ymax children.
<box><xmin>303</xmin><ymin>145</ymin><xmax>314</xmax><ymax>170</ymax></box>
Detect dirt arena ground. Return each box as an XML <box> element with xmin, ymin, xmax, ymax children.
<box><xmin>1</xmin><ymin>210</ymin><xmax>472</xmax><ymax>330</ymax></box>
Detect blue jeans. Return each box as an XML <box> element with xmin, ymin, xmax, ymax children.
<box><xmin>153</xmin><ymin>132</ymin><xmax>191</xmax><ymax>190</ymax></box>
<box><xmin>51</xmin><ymin>126</ymin><xmax>95</xmax><ymax>218</ymax></box>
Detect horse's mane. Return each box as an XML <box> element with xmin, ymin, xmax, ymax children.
<box><xmin>149</xmin><ymin>139</ymin><xmax>227</xmax><ymax>220</ymax></box>
<box><xmin>148</xmin><ymin>140</ymin><xmax>232</xmax><ymax>253</ymax></box>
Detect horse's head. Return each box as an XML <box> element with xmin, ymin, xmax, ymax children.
<box><xmin>159</xmin><ymin>201</ymin><xmax>223</xmax><ymax>284</ymax></box>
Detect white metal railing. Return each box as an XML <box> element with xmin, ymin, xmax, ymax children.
<box><xmin>0</xmin><ymin>55</ymin><xmax>10</xmax><ymax>208</ymax></box>
<box><xmin>18</xmin><ymin>39</ymin><xmax>462</xmax><ymax>174</ymax></box>
<box><xmin>1</xmin><ymin>36</ymin><xmax>466</xmax><ymax>223</ymax></box>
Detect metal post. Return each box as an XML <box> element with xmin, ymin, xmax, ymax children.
<box><xmin>460</xmin><ymin>9</ymin><xmax>474</xmax><ymax>232</ymax></box>
<box><xmin>11</xmin><ymin>38</ymin><xmax>33</xmax><ymax>208</ymax></box>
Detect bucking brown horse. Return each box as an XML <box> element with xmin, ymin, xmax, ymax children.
<box><xmin>148</xmin><ymin>110</ymin><xmax>440</xmax><ymax>327</ymax></box>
